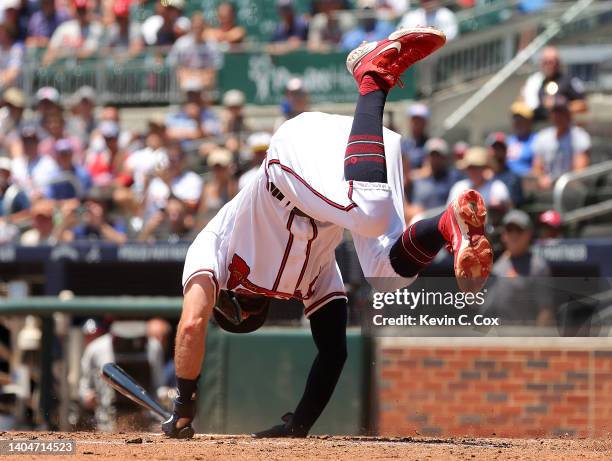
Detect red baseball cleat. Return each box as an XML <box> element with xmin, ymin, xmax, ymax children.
<box><xmin>439</xmin><ymin>189</ymin><xmax>493</xmax><ymax>293</ymax></box>
<box><xmin>346</xmin><ymin>27</ymin><xmax>446</xmax><ymax>95</ymax></box>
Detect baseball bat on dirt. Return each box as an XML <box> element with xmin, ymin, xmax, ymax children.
<box><xmin>101</xmin><ymin>362</ymin><xmax>171</xmax><ymax>421</ymax></box>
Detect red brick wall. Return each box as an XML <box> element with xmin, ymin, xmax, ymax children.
<box><xmin>376</xmin><ymin>338</ymin><xmax>612</xmax><ymax>438</ymax></box>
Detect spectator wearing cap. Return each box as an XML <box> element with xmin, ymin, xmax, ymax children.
<box><xmin>205</xmin><ymin>2</ymin><xmax>246</xmax><ymax>47</ymax></box>
<box><xmin>85</xmin><ymin>121</ymin><xmax>131</xmax><ymax>188</ymax></box>
<box><xmin>269</xmin><ymin>0</ymin><xmax>309</xmax><ymax>51</ymax></box>
<box><xmin>487</xmin><ymin>132</ymin><xmax>523</xmax><ymax>207</ymax></box>
<box><xmin>506</xmin><ymin>101</ymin><xmax>536</xmax><ymax>177</ymax></box>
<box><xmin>144</xmin><ymin>142</ymin><xmax>203</xmax><ymax>221</ymax></box>
<box><xmin>11</xmin><ymin>123</ymin><xmax>59</xmax><ymax>200</ymax></box>
<box><xmin>167</xmin><ymin>13</ymin><xmax>221</xmax><ymax>91</ymax></box>
<box><xmin>340</xmin><ymin>0</ymin><xmax>394</xmax><ymax>51</ymax></box>
<box><xmin>532</xmin><ymin>95</ymin><xmax>590</xmax><ymax>190</ymax></box>
<box><xmin>34</xmin><ymin>86</ymin><xmax>62</xmax><ymax>127</ymax></box>
<box><xmin>538</xmin><ymin>209</ymin><xmax>563</xmax><ymax>240</ymax></box>
<box><xmin>26</xmin><ymin>0</ymin><xmax>70</xmax><ymax>48</ymax></box>
<box><xmin>0</xmin><ymin>88</ymin><xmax>25</xmax><ymax>149</ymax></box>
<box><xmin>0</xmin><ymin>21</ymin><xmax>23</xmax><ymax>90</ymax></box>
<box><xmin>138</xmin><ymin>195</ymin><xmax>194</xmax><ymax>242</ymax></box>
<box><xmin>102</xmin><ymin>0</ymin><xmax>144</xmax><ymax>57</ymax></box>
<box><xmin>66</xmin><ymin>86</ymin><xmax>98</xmax><ymax>148</ymax></box>
<box><xmin>201</xmin><ymin>146</ymin><xmax>237</xmax><ymax>218</ymax></box>
<box><xmin>399</xmin><ymin>0</ymin><xmax>458</xmax><ymax>41</ymax></box>
<box><xmin>0</xmin><ymin>157</ymin><xmax>30</xmax><ymax>221</ymax></box>
<box><xmin>221</xmin><ymin>89</ymin><xmax>250</xmax><ymax>139</ymax></box>
<box><xmin>274</xmin><ymin>78</ymin><xmax>310</xmax><ymax>130</ymax></box>
<box><xmin>520</xmin><ymin>46</ymin><xmax>588</xmax><ymax>121</ymax></box>
<box><xmin>239</xmin><ymin>132</ymin><xmax>271</xmax><ymax>191</ymax></box>
<box><xmin>1</xmin><ymin>0</ymin><xmax>27</xmax><ymax>43</ymax></box>
<box><xmin>482</xmin><ymin>210</ymin><xmax>554</xmax><ymax>327</ymax></box>
<box><xmin>141</xmin><ymin>0</ymin><xmax>187</xmax><ymax>47</ymax></box>
<box><xmin>448</xmin><ymin>146</ymin><xmax>511</xmax><ymax>210</ymax></box>
<box><xmin>43</xmin><ymin>0</ymin><xmax>104</xmax><ymax>65</ymax></box>
<box><xmin>400</xmin><ymin>103</ymin><xmax>430</xmax><ymax>173</ymax></box>
<box><xmin>407</xmin><ymin>137</ymin><xmax>462</xmax><ymax>220</ymax></box>
<box><xmin>308</xmin><ymin>0</ymin><xmax>353</xmax><ymax>51</ymax></box>
<box><xmin>47</xmin><ymin>138</ymin><xmax>92</xmax><ymax>200</ymax></box>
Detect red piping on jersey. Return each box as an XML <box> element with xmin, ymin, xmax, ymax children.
<box><xmin>267</xmin><ymin>159</ymin><xmax>358</xmax><ymax>212</ymax></box>
<box><xmin>294</xmin><ymin>218</ymin><xmax>318</xmax><ymax>293</ymax></box>
<box><xmin>183</xmin><ymin>268</ymin><xmax>220</xmax><ymax>301</ymax></box>
<box><xmin>304</xmin><ymin>291</ymin><xmax>347</xmax><ymax>316</ymax></box>
<box><xmin>272</xmin><ymin>210</ymin><xmax>296</xmax><ymax>291</ymax></box>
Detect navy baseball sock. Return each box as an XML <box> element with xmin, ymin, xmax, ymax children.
<box><xmin>290</xmin><ymin>299</ymin><xmax>347</xmax><ymax>434</ymax></box>
<box><xmin>389</xmin><ymin>212</ymin><xmax>446</xmax><ymax>277</ymax></box>
<box><xmin>344</xmin><ymin>87</ymin><xmax>388</xmax><ymax>183</ymax></box>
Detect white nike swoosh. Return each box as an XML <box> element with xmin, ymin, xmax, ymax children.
<box><xmin>376</xmin><ymin>42</ymin><xmax>401</xmax><ymax>56</ymax></box>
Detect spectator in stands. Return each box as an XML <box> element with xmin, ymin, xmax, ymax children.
<box><xmin>487</xmin><ymin>132</ymin><xmax>523</xmax><ymax>207</ymax></box>
<box><xmin>66</xmin><ymin>86</ymin><xmax>98</xmax><ymax>149</ymax></box>
<box><xmin>484</xmin><ymin>210</ymin><xmax>554</xmax><ymax>326</ymax></box>
<box><xmin>269</xmin><ymin>0</ymin><xmax>309</xmax><ymax>51</ymax></box>
<box><xmin>34</xmin><ymin>86</ymin><xmax>62</xmax><ymax>127</ymax></box>
<box><xmin>144</xmin><ymin>142</ymin><xmax>203</xmax><ymax>220</ymax></box>
<box><xmin>205</xmin><ymin>2</ymin><xmax>246</xmax><ymax>47</ymax></box>
<box><xmin>401</xmin><ymin>103</ymin><xmax>430</xmax><ymax>173</ymax></box>
<box><xmin>79</xmin><ymin>320</ymin><xmax>164</xmax><ymax>431</ymax></box>
<box><xmin>47</xmin><ymin>138</ymin><xmax>92</xmax><ymax>200</ymax></box>
<box><xmin>1</xmin><ymin>0</ymin><xmax>26</xmax><ymax>43</ymax></box>
<box><xmin>64</xmin><ymin>188</ymin><xmax>128</xmax><ymax>243</ymax></box>
<box><xmin>201</xmin><ymin>146</ymin><xmax>237</xmax><ymax>217</ymax></box>
<box><xmin>398</xmin><ymin>0</ymin><xmax>458</xmax><ymax>42</ymax></box>
<box><xmin>124</xmin><ymin>122</ymin><xmax>168</xmax><ymax>204</ymax></box>
<box><xmin>0</xmin><ymin>157</ymin><xmax>29</xmax><ymax>220</ymax></box>
<box><xmin>167</xmin><ymin>13</ymin><xmax>221</xmax><ymax>91</ymax></box>
<box><xmin>142</xmin><ymin>0</ymin><xmax>188</xmax><ymax>47</ymax></box>
<box><xmin>538</xmin><ymin>209</ymin><xmax>563</xmax><ymax>240</ymax></box>
<box><xmin>274</xmin><ymin>78</ymin><xmax>310</xmax><ymax>130</ymax></box>
<box><xmin>11</xmin><ymin>123</ymin><xmax>59</xmax><ymax>201</ymax></box>
<box><xmin>448</xmin><ymin>146</ymin><xmax>511</xmax><ymax>209</ymax></box>
<box><xmin>532</xmin><ymin>95</ymin><xmax>590</xmax><ymax>190</ymax></box>
<box><xmin>166</xmin><ymin>82</ymin><xmax>221</xmax><ymax>141</ymax></box>
<box><xmin>20</xmin><ymin>199</ymin><xmax>62</xmax><ymax>245</ymax></box>
<box><xmin>39</xmin><ymin>111</ymin><xmax>84</xmax><ymax>161</ymax></box>
<box><xmin>520</xmin><ymin>46</ymin><xmax>588</xmax><ymax>121</ymax></box>
<box><xmin>340</xmin><ymin>0</ymin><xmax>394</xmax><ymax>51</ymax></box>
<box><xmin>0</xmin><ymin>22</ymin><xmax>23</xmax><ymax>90</ymax></box>
<box><xmin>239</xmin><ymin>132</ymin><xmax>271</xmax><ymax>191</ymax></box>
<box><xmin>506</xmin><ymin>101</ymin><xmax>536</xmax><ymax>177</ymax></box>
<box><xmin>43</xmin><ymin>0</ymin><xmax>104</xmax><ymax>65</ymax></box>
<box><xmin>26</xmin><ymin>0</ymin><xmax>70</xmax><ymax>48</ymax></box>
<box><xmin>308</xmin><ymin>0</ymin><xmax>353</xmax><ymax>51</ymax></box>
<box><xmin>85</xmin><ymin>121</ymin><xmax>131</xmax><ymax>188</ymax></box>
<box><xmin>406</xmin><ymin>138</ymin><xmax>462</xmax><ymax>221</ymax></box>
<box><xmin>102</xmin><ymin>0</ymin><xmax>144</xmax><ymax>57</ymax></box>
<box><xmin>0</xmin><ymin>88</ymin><xmax>25</xmax><ymax>147</ymax></box>
<box><xmin>138</xmin><ymin>195</ymin><xmax>194</xmax><ymax>242</ymax></box>
<box><xmin>221</xmin><ymin>89</ymin><xmax>250</xmax><ymax>140</ymax></box>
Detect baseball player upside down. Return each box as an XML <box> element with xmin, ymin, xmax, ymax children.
<box><xmin>162</xmin><ymin>26</ymin><xmax>493</xmax><ymax>439</ymax></box>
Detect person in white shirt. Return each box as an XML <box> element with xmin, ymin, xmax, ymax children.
<box><xmin>448</xmin><ymin>146</ymin><xmax>511</xmax><ymax>209</ymax></box>
<box><xmin>399</xmin><ymin>0</ymin><xmax>458</xmax><ymax>41</ymax></box>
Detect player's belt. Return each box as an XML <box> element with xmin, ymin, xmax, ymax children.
<box><xmin>269</xmin><ymin>182</ymin><xmax>310</xmax><ymax>218</ymax></box>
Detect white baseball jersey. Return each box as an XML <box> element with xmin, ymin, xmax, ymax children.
<box><xmin>183</xmin><ymin>112</ymin><xmax>415</xmax><ymax>317</ymax></box>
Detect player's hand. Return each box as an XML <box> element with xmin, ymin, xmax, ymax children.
<box><xmin>161</xmin><ymin>396</ymin><xmax>196</xmax><ymax>439</ymax></box>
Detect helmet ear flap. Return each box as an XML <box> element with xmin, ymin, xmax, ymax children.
<box><xmin>213</xmin><ymin>290</ymin><xmax>270</xmax><ymax>334</ymax></box>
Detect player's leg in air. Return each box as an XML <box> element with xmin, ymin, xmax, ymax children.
<box><xmin>254</xmin><ymin>27</ymin><xmax>491</xmax><ymax>438</ymax></box>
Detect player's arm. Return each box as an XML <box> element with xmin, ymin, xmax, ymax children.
<box><xmin>162</xmin><ymin>274</ymin><xmax>216</xmax><ymax>438</ymax></box>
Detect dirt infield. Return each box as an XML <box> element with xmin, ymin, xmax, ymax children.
<box><xmin>3</xmin><ymin>432</ymin><xmax>612</xmax><ymax>460</ymax></box>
